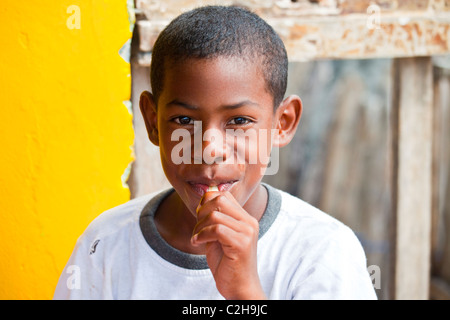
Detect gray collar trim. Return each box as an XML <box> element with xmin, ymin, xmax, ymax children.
<box><xmin>139</xmin><ymin>183</ymin><xmax>281</xmax><ymax>270</ymax></box>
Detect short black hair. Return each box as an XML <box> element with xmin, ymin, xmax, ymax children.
<box><xmin>150</xmin><ymin>5</ymin><xmax>288</xmax><ymax>108</ymax></box>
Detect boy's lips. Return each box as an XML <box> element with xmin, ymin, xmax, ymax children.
<box><xmin>188</xmin><ymin>180</ymin><xmax>238</xmax><ymax>197</ymax></box>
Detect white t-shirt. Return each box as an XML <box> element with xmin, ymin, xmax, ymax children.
<box><xmin>54</xmin><ymin>184</ymin><xmax>377</xmax><ymax>300</ymax></box>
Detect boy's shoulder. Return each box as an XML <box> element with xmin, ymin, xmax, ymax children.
<box><xmin>275</xmin><ymin>186</ymin><xmax>346</xmax><ymax>232</ymax></box>
<box><xmin>80</xmin><ymin>190</ymin><xmax>165</xmax><ymax>243</ymax></box>
<box><xmin>271</xmin><ymin>186</ymin><xmax>363</xmax><ymax>255</ymax></box>
<box><xmin>267</xmin><ymin>186</ymin><xmax>376</xmax><ymax>299</ymax></box>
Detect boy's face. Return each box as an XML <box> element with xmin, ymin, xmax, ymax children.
<box><xmin>142</xmin><ymin>57</ymin><xmax>297</xmax><ymax>215</ymax></box>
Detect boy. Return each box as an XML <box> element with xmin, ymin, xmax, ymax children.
<box><xmin>54</xmin><ymin>5</ymin><xmax>376</xmax><ymax>299</ymax></box>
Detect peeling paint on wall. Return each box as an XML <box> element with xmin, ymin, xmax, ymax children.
<box><xmin>119</xmin><ymin>38</ymin><xmax>131</xmax><ymax>63</ymax></box>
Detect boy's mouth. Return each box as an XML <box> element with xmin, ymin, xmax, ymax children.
<box><xmin>188</xmin><ymin>180</ymin><xmax>237</xmax><ymax>197</ymax></box>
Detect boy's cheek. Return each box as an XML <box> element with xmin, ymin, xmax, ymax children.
<box><xmin>233</xmin><ymin>138</ymin><xmax>271</xmax><ymax>166</ymax></box>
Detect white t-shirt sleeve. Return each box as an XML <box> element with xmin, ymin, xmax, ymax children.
<box><xmin>53</xmin><ymin>236</ymin><xmax>106</xmax><ymax>300</ymax></box>
<box><xmin>289</xmin><ymin>225</ymin><xmax>377</xmax><ymax>300</ymax></box>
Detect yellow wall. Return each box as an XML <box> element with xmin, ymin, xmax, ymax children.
<box><xmin>0</xmin><ymin>1</ymin><xmax>134</xmax><ymax>299</ymax></box>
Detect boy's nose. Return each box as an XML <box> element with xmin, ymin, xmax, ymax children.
<box><xmin>193</xmin><ymin>127</ymin><xmax>230</xmax><ymax>164</ymax></box>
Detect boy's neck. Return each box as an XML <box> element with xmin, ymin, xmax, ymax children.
<box><xmin>153</xmin><ymin>183</ymin><xmax>268</xmax><ymax>255</ymax></box>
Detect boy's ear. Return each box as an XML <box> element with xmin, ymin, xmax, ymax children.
<box><xmin>273</xmin><ymin>95</ymin><xmax>302</xmax><ymax>148</ymax></box>
<box><xmin>139</xmin><ymin>90</ymin><xmax>159</xmax><ymax>146</ymax></box>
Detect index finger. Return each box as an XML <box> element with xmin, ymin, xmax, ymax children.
<box><xmin>196</xmin><ymin>191</ymin><xmax>246</xmax><ymax>222</ymax></box>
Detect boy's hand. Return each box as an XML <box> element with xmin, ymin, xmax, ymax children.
<box><xmin>191</xmin><ymin>191</ymin><xmax>267</xmax><ymax>300</ymax></box>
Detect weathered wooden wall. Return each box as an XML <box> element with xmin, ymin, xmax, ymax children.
<box><xmin>262</xmin><ymin>56</ymin><xmax>449</xmax><ymax>300</ymax></box>
<box><xmin>264</xmin><ymin>58</ymin><xmax>393</xmax><ymax>299</ymax></box>
<box><xmin>135</xmin><ymin>0</ymin><xmax>450</xmax><ymax>64</ymax></box>
<box><xmin>430</xmin><ymin>59</ymin><xmax>450</xmax><ymax>299</ymax></box>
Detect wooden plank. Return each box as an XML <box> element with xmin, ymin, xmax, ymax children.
<box><xmin>390</xmin><ymin>57</ymin><xmax>433</xmax><ymax>300</ymax></box>
<box><xmin>436</xmin><ymin>68</ymin><xmax>450</xmax><ymax>283</ymax></box>
<box><xmin>431</xmin><ymin>66</ymin><xmax>443</xmax><ymax>275</ymax></box>
<box><xmin>134</xmin><ymin>0</ymin><xmax>450</xmax><ymax>63</ymax></box>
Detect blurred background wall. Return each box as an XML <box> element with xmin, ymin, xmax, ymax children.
<box><xmin>264</xmin><ymin>58</ymin><xmax>394</xmax><ymax>298</ymax></box>
<box><xmin>0</xmin><ymin>1</ymin><xmax>134</xmax><ymax>299</ymax></box>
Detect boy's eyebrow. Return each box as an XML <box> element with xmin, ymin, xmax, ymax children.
<box><xmin>166</xmin><ymin>100</ymin><xmax>198</xmax><ymax>110</ymax></box>
<box><xmin>221</xmin><ymin>100</ymin><xmax>260</xmax><ymax>110</ymax></box>
<box><xmin>166</xmin><ymin>99</ymin><xmax>260</xmax><ymax>110</ymax></box>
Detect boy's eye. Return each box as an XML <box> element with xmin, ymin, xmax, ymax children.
<box><xmin>173</xmin><ymin>116</ymin><xmax>194</xmax><ymax>125</ymax></box>
<box><xmin>228</xmin><ymin>117</ymin><xmax>251</xmax><ymax>125</ymax></box>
